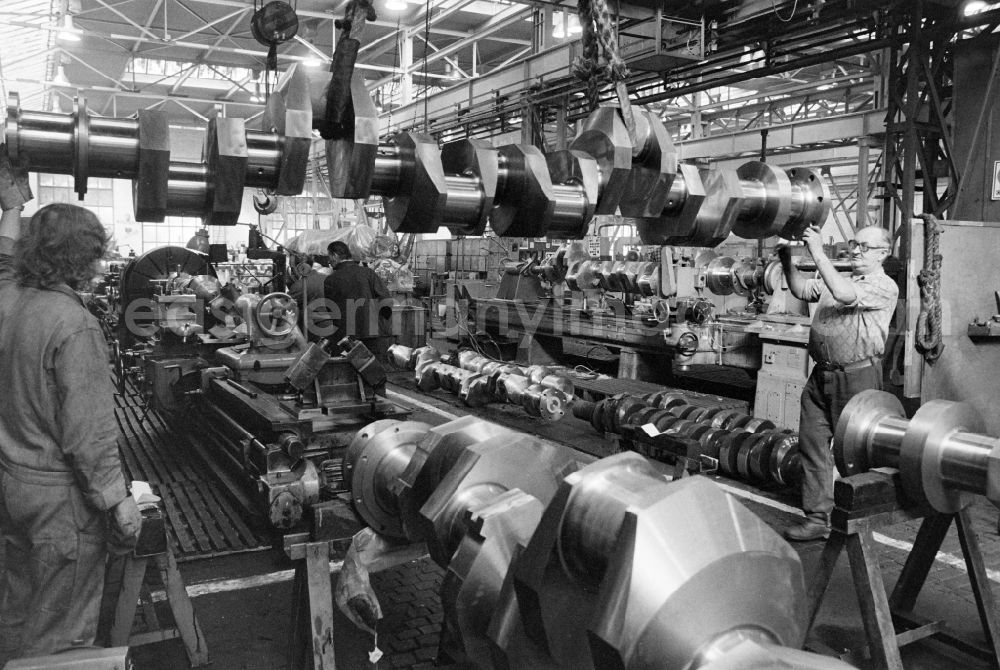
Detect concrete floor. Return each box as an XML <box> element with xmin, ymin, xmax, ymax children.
<box><xmin>15</xmin><ymin>378</ymin><xmax>1000</xmax><ymax>670</ymax></box>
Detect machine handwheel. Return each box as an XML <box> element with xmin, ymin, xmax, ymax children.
<box><xmin>254</xmin><ymin>292</ymin><xmax>299</xmax><ymax>338</ymax></box>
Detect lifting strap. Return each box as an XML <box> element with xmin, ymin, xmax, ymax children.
<box><xmin>321</xmin><ymin>0</ymin><xmax>377</xmax><ymax>140</ymax></box>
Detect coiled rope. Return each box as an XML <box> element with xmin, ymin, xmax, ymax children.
<box><xmin>915</xmin><ymin>213</ymin><xmax>944</xmax><ymax>363</ymax></box>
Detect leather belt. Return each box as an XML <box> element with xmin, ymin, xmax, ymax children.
<box><xmin>814</xmin><ymin>356</ymin><xmax>878</xmax><ymax>372</ymax></box>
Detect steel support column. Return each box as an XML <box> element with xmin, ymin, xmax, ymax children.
<box><xmin>881</xmin><ymin>0</ymin><xmax>958</xmax><ymax>244</ymax></box>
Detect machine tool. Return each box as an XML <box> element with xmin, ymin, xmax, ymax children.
<box><xmin>112</xmin><ymin>245</ymin><xmax>408</xmax><ymax>530</ymax></box>
<box><xmin>455</xmin><ymin>242</ymin><xmax>824</xmax><ymax>382</ymax></box>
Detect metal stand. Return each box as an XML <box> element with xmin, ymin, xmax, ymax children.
<box><xmin>806</xmin><ymin>470</ymin><xmax>1000</xmax><ymax>669</ymax></box>
<box><xmin>105</xmin><ymin>545</ymin><xmax>209</xmax><ymax>667</ymax></box>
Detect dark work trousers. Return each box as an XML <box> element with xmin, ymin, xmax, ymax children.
<box><xmin>798</xmin><ymin>360</ymin><xmax>883</xmax><ymax>520</ymax></box>
<box><xmin>0</xmin><ymin>465</ymin><xmax>108</xmax><ymax>664</ymax></box>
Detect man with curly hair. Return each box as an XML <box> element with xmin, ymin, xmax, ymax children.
<box><xmin>0</xmin><ymin>203</ymin><xmax>141</xmax><ymax>662</ymax></box>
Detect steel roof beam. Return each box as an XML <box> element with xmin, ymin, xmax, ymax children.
<box><xmin>413</xmin><ymin>35</ymin><xmax>469</xmax><ymax>78</ymax></box>
<box><xmin>169</xmin><ymin>8</ymin><xmax>251</xmax><ymax>94</ymax></box>
<box><xmin>170</xmin><ymin>5</ymin><xmax>246</xmax><ymax>44</ymax></box>
<box><xmin>367</xmin><ymin>5</ymin><xmax>530</xmax><ymax>89</ymax></box>
<box><xmin>128</xmin><ymin>0</ymin><xmax>164</xmax><ymax>54</ymax></box>
<box><xmin>360</xmin><ymin>0</ymin><xmax>529</xmax><ymax>63</ymax></box>
<box><xmin>94</xmin><ymin>0</ymin><xmax>160</xmax><ymax>41</ymax></box>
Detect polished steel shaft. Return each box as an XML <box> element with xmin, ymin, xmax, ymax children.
<box><xmin>835</xmin><ymin>390</ymin><xmax>1000</xmax><ymax>512</ymax></box>
<box><xmin>10</xmin><ymin>107</ymin><xmax>139</xmax><ymax>178</ymax></box>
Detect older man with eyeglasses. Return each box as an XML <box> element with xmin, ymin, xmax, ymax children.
<box><xmin>777</xmin><ymin>224</ymin><xmax>899</xmax><ymax>541</ymax></box>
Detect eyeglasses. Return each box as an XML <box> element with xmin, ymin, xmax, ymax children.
<box><xmin>847</xmin><ymin>240</ymin><xmax>889</xmax><ymax>253</ymax></box>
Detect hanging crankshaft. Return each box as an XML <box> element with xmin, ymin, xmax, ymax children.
<box><xmin>359</xmin><ymin>105</ymin><xmax>831</xmax><ymax>242</ymax></box>
<box><xmin>344</xmin><ymin>416</ymin><xmax>851</xmax><ymax>670</ymax></box>
<box><xmin>3</xmin><ymin>65</ymin><xmax>313</xmax><ymax>223</ymax></box>
<box><xmin>3</xmin><ymin>67</ymin><xmax>830</xmax><ymax>246</ymax></box>
<box><xmin>835</xmin><ymin>390</ymin><xmax>1000</xmax><ymax>513</ymax></box>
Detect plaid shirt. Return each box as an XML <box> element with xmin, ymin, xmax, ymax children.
<box><xmin>803</xmin><ymin>270</ymin><xmax>898</xmax><ymax>366</ymax></box>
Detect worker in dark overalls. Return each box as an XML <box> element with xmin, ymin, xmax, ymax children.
<box><xmin>287</xmin><ymin>253</ymin><xmax>334</xmax><ymax>340</ymax></box>
<box><xmin>323</xmin><ymin>240</ymin><xmax>392</xmax><ymax>360</ymax></box>
<box><xmin>0</xmin><ymin>204</ymin><xmax>141</xmax><ymax>663</ymax></box>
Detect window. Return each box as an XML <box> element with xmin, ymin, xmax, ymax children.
<box><xmin>142</xmin><ymin>216</ymin><xmax>202</xmax><ymax>252</ymax></box>
<box><xmin>36</xmin><ymin>173</ymin><xmax>115</xmax><ymax>239</ymax></box>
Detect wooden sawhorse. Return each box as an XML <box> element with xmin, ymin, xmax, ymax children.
<box><xmin>104</xmin><ymin>545</ymin><xmax>209</xmax><ymax>667</ymax></box>
<box><xmin>285</xmin><ymin>530</ymin><xmax>429</xmax><ymax>670</ymax></box>
<box><xmin>806</xmin><ymin>470</ymin><xmax>1000</xmax><ymax>669</ymax></box>
<box><xmin>285</xmin><ymin>496</ymin><xmax>433</xmax><ymax>670</ymax></box>
<box><xmin>100</xmin><ymin>503</ymin><xmax>209</xmax><ymax>668</ymax></box>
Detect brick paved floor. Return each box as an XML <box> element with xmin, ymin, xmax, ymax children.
<box><xmin>369</xmin><ymin>559</ymin><xmax>447</xmax><ymax>670</ymax></box>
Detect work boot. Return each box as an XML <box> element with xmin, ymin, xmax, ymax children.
<box><xmin>784</xmin><ymin>514</ymin><xmax>830</xmax><ymax>542</ymax></box>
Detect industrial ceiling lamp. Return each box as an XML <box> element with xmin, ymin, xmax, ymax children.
<box><xmin>52</xmin><ymin>64</ymin><xmax>70</xmax><ymax>86</ymax></box>
<box><xmin>186</xmin><ymin>228</ymin><xmax>210</xmax><ymax>254</ymax></box>
<box><xmin>386</xmin><ymin>0</ymin><xmax>407</xmax><ymax>12</ymax></box>
<box><xmin>58</xmin><ymin>13</ymin><xmax>80</xmax><ymax>41</ymax></box>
